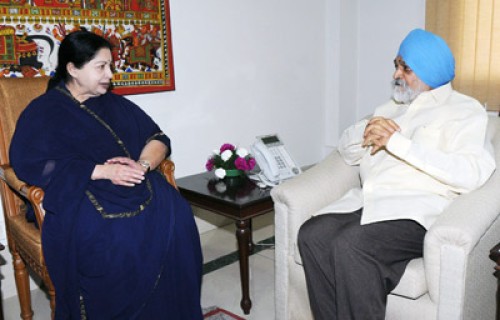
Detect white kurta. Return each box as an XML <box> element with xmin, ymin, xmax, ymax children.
<box><xmin>317</xmin><ymin>83</ymin><xmax>496</xmax><ymax>229</ymax></box>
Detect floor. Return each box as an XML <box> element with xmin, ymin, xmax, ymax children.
<box><xmin>1</xmin><ymin>213</ymin><xmax>276</xmax><ymax>320</ymax></box>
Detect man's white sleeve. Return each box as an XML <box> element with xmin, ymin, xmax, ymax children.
<box><xmin>338</xmin><ymin>119</ymin><xmax>369</xmax><ymax>166</ymax></box>
<box><xmin>386</xmin><ymin>113</ymin><xmax>495</xmax><ymax>192</ymax></box>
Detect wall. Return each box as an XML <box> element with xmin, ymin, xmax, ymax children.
<box><xmin>129</xmin><ymin>0</ymin><xmax>327</xmax><ymax>179</ymax></box>
<box><xmin>356</xmin><ymin>1</ymin><xmax>426</xmax><ymax>118</ymax></box>
<box><xmin>0</xmin><ymin>0</ymin><xmax>425</xmax><ymax>300</ymax></box>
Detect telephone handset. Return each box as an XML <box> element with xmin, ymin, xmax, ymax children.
<box><xmin>251</xmin><ymin>134</ymin><xmax>301</xmax><ymax>184</ymax></box>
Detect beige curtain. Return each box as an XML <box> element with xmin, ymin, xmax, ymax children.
<box><xmin>426</xmin><ymin>0</ymin><xmax>500</xmax><ymax>112</ymax></box>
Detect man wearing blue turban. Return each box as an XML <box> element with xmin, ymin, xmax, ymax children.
<box><xmin>297</xmin><ymin>29</ymin><xmax>495</xmax><ymax>319</ymax></box>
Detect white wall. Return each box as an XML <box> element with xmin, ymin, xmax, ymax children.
<box><xmin>0</xmin><ymin>0</ymin><xmax>426</xmax><ymax>300</ymax></box>
<box><xmin>129</xmin><ymin>0</ymin><xmax>327</xmax><ymax>179</ymax></box>
<box><xmin>356</xmin><ymin>1</ymin><xmax>426</xmax><ymax>118</ymax></box>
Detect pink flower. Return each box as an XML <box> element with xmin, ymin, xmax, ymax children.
<box><xmin>205</xmin><ymin>158</ymin><xmax>215</xmax><ymax>171</ymax></box>
<box><xmin>234</xmin><ymin>157</ymin><xmax>256</xmax><ymax>171</ymax></box>
<box><xmin>220</xmin><ymin>143</ymin><xmax>235</xmax><ymax>153</ymax></box>
<box><xmin>234</xmin><ymin>157</ymin><xmax>248</xmax><ymax>170</ymax></box>
<box><xmin>248</xmin><ymin>157</ymin><xmax>256</xmax><ymax>170</ymax></box>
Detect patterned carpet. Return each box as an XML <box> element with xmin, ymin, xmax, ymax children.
<box><xmin>203</xmin><ymin>306</ymin><xmax>245</xmax><ymax>320</ymax></box>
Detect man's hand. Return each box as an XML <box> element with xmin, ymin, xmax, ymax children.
<box><xmin>363</xmin><ymin>117</ymin><xmax>400</xmax><ymax>155</ymax></box>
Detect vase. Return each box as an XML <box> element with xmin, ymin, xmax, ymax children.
<box><xmin>223</xmin><ymin>170</ymin><xmax>245</xmax><ymax>188</ymax></box>
<box><xmin>224</xmin><ymin>169</ymin><xmax>244</xmax><ymax>178</ymax></box>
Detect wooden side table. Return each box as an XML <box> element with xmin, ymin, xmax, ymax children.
<box><xmin>176</xmin><ymin>172</ymin><xmax>274</xmax><ymax>315</ymax></box>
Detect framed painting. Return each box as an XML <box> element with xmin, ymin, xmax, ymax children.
<box><xmin>0</xmin><ymin>0</ymin><xmax>175</xmax><ymax>94</ymax></box>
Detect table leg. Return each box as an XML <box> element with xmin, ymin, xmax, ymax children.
<box><xmin>235</xmin><ymin>219</ymin><xmax>252</xmax><ymax>314</ymax></box>
<box><xmin>248</xmin><ymin>219</ymin><xmax>254</xmax><ymax>252</ymax></box>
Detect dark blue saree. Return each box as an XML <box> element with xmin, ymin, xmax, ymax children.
<box><xmin>10</xmin><ymin>84</ymin><xmax>203</xmax><ymax>319</ymax></box>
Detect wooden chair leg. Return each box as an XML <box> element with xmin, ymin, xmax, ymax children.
<box><xmin>0</xmin><ymin>244</ymin><xmax>4</xmax><ymax>320</ymax></box>
<box><xmin>46</xmin><ymin>281</ymin><xmax>56</xmax><ymax>320</ymax></box>
<box><xmin>12</xmin><ymin>251</ymin><xmax>34</xmax><ymax>320</ymax></box>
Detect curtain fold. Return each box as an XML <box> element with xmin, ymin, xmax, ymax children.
<box><xmin>426</xmin><ymin>0</ymin><xmax>500</xmax><ymax>112</ymax></box>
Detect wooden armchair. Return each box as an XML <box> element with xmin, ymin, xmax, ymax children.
<box><xmin>0</xmin><ymin>77</ymin><xmax>177</xmax><ymax>319</ymax></box>
<box><xmin>0</xmin><ymin>77</ymin><xmax>54</xmax><ymax>320</ymax></box>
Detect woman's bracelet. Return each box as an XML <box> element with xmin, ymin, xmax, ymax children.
<box><xmin>137</xmin><ymin>159</ymin><xmax>151</xmax><ymax>172</ymax></box>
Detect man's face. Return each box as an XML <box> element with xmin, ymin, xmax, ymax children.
<box><xmin>393</xmin><ymin>56</ymin><xmax>421</xmax><ymax>90</ymax></box>
<box><xmin>392</xmin><ymin>56</ymin><xmax>430</xmax><ymax>104</ymax></box>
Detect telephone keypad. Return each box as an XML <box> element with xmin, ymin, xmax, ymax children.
<box><xmin>269</xmin><ymin>149</ymin><xmax>287</xmax><ymax>170</ymax></box>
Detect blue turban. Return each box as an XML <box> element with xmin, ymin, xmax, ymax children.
<box><xmin>397</xmin><ymin>29</ymin><xmax>455</xmax><ymax>88</ymax></box>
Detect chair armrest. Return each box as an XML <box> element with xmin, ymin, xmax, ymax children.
<box><xmin>0</xmin><ymin>164</ymin><xmax>46</xmax><ymax>231</ymax></box>
<box><xmin>157</xmin><ymin>159</ymin><xmax>177</xmax><ymax>189</ymax></box>
<box><xmin>272</xmin><ymin>150</ymin><xmax>361</xmax><ymax>217</ymax></box>
<box><xmin>424</xmin><ymin>165</ymin><xmax>500</xmax><ymax>303</ymax></box>
<box><xmin>271</xmin><ymin>150</ymin><xmax>360</xmax><ymax>249</ymax></box>
<box><xmin>1</xmin><ymin>164</ymin><xmax>25</xmax><ymax>192</ymax></box>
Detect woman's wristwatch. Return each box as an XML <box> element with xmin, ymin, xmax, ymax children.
<box><xmin>137</xmin><ymin>159</ymin><xmax>151</xmax><ymax>172</ymax></box>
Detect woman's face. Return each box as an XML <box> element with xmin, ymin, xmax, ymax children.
<box><xmin>67</xmin><ymin>48</ymin><xmax>114</xmax><ymax>101</ymax></box>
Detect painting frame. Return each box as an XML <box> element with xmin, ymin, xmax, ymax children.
<box><xmin>0</xmin><ymin>0</ymin><xmax>175</xmax><ymax>95</ymax></box>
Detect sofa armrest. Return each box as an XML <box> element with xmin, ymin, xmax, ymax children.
<box><xmin>424</xmin><ymin>164</ymin><xmax>500</xmax><ymax>306</ymax></box>
<box><xmin>271</xmin><ymin>150</ymin><xmax>360</xmax><ymax>250</ymax></box>
<box><xmin>271</xmin><ymin>151</ymin><xmax>360</xmax><ymax>320</ymax></box>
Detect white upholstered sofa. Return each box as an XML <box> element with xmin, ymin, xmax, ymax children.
<box><xmin>271</xmin><ymin>116</ymin><xmax>500</xmax><ymax>320</ymax></box>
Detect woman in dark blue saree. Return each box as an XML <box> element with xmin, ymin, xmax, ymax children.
<box><xmin>9</xmin><ymin>30</ymin><xmax>203</xmax><ymax>319</ymax></box>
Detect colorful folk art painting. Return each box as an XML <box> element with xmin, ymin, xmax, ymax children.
<box><xmin>0</xmin><ymin>0</ymin><xmax>175</xmax><ymax>94</ymax></box>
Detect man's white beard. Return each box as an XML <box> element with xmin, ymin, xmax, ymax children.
<box><xmin>392</xmin><ymin>79</ymin><xmax>423</xmax><ymax>104</ymax></box>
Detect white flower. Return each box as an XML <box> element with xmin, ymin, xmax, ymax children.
<box><xmin>236</xmin><ymin>148</ymin><xmax>249</xmax><ymax>158</ymax></box>
<box><xmin>221</xmin><ymin>150</ymin><xmax>233</xmax><ymax>161</ymax></box>
<box><xmin>214</xmin><ymin>168</ymin><xmax>226</xmax><ymax>179</ymax></box>
<box><xmin>212</xmin><ymin>149</ymin><xmax>220</xmax><ymax>156</ymax></box>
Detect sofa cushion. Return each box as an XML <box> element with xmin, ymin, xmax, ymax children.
<box><xmin>390</xmin><ymin>258</ymin><xmax>427</xmax><ymax>299</ymax></box>
<box><xmin>294</xmin><ymin>242</ymin><xmax>427</xmax><ymax>299</ymax></box>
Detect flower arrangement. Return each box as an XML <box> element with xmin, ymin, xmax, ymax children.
<box><xmin>205</xmin><ymin>143</ymin><xmax>257</xmax><ymax>179</ymax></box>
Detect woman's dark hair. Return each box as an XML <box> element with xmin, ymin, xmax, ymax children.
<box><xmin>47</xmin><ymin>29</ymin><xmax>113</xmax><ymax>91</ymax></box>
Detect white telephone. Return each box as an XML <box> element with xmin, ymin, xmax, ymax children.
<box><xmin>251</xmin><ymin>134</ymin><xmax>301</xmax><ymax>185</ymax></box>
